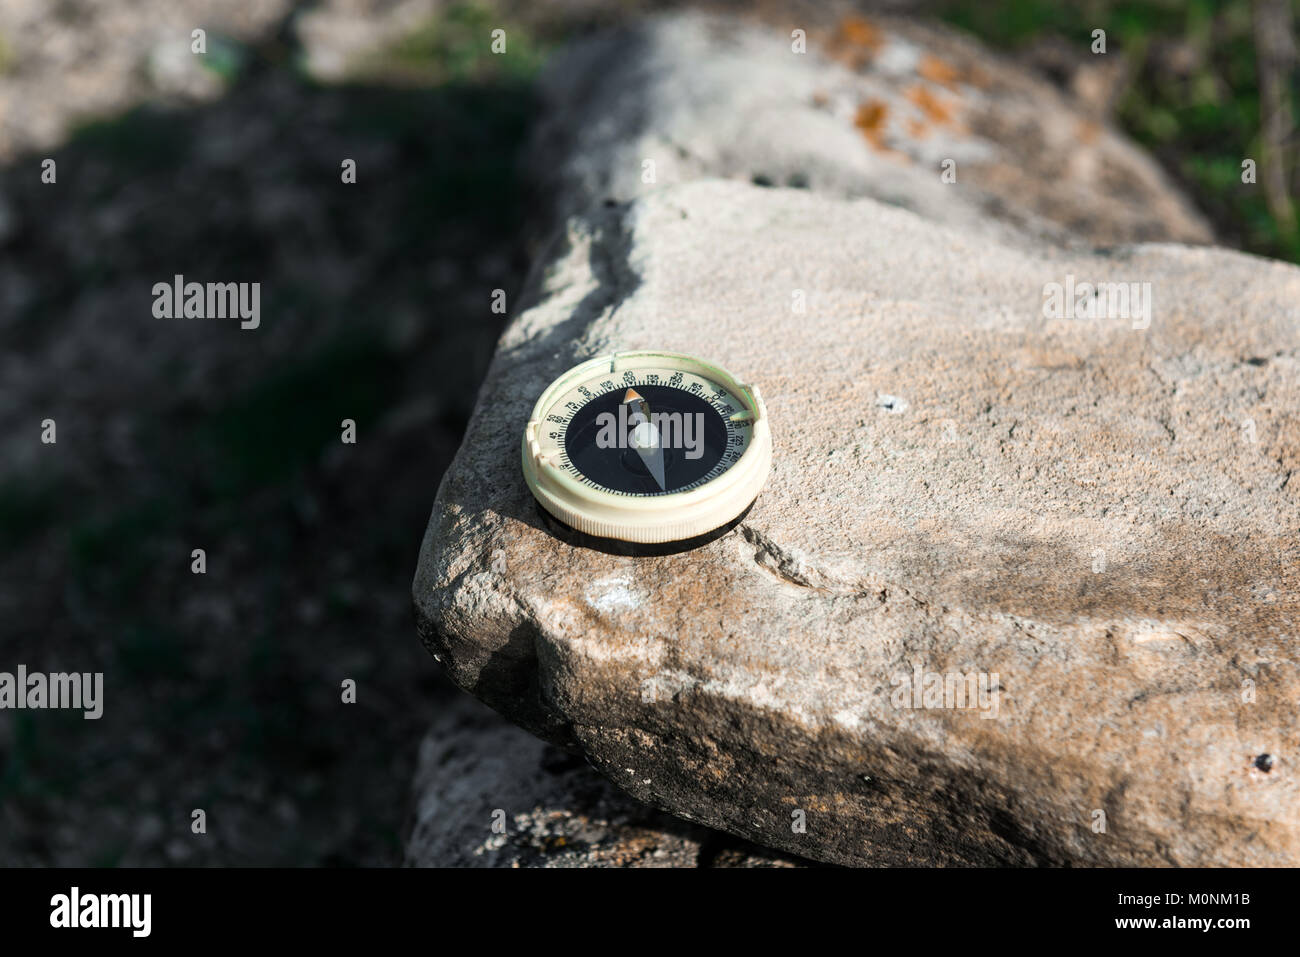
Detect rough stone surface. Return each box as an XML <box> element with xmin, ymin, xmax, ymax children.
<box><xmin>414</xmin><ymin>14</ymin><xmax>1300</xmax><ymax>866</ymax></box>
<box><xmin>531</xmin><ymin>12</ymin><xmax>1213</xmax><ymax>248</ymax></box>
<box><xmin>405</xmin><ymin>692</ymin><xmax>800</xmax><ymax>867</ymax></box>
<box><xmin>0</xmin><ymin>0</ymin><xmax>452</xmax><ymax>160</ymax></box>
<box><xmin>0</xmin><ymin>0</ymin><xmax>293</xmax><ymax>160</ymax></box>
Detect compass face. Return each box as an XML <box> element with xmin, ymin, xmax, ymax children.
<box><xmin>539</xmin><ymin>367</ymin><xmax>752</xmax><ymax>496</ymax></box>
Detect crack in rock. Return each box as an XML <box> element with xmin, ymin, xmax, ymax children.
<box><xmin>739</xmin><ymin>523</ymin><xmax>887</xmax><ymax>603</ymax></box>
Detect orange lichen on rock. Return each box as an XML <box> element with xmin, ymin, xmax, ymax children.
<box><xmin>854</xmin><ymin>99</ymin><xmax>890</xmax><ymax>149</ymax></box>
<box><xmin>838</xmin><ymin>15</ymin><xmax>884</xmax><ymax>51</ymax></box>
<box><xmin>905</xmin><ymin>84</ymin><xmax>954</xmax><ymax>125</ymax></box>
<box><xmin>826</xmin><ymin>15</ymin><xmax>885</xmax><ymax>69</ymax></box>
<box><xmin>918</xmin><ymin>54</ymin><xmax>962</xmax><ymax>90</ymax></box>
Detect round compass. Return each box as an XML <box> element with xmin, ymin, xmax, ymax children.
<box><xmin>522</xmin><ymin>351</ymin><xmax>771</xmax><ymax>546</ymax></box>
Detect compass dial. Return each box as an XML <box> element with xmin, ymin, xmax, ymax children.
<box><xmin>522</xmin><ymin>352</ymin><xmax>771</xmax><ymax>545</ymax></box>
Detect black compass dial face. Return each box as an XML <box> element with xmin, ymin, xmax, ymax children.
<box><xmin>564</xmin><ymin>385</ymin><xmax>726</xmax><ymax>495</ymax></box>
<box><xmin>540</xmin><ymin>369</ymin><xmax>752</xmax><ymax>497</ymax></box>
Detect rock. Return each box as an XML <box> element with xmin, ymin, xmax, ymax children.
<box><xmin>293</xmin><ymin>0</ymin><xmax>441</xmax><ymax>82</ymax></box>
<box><xmin>0</xmin><ymin>0</ymin><xmax>292</xmax><ymax>160</ymax></box>
<box><xmin>417</xmin><ymin>179</ymin><xmax>1300</xmax><ymax>866</ymax></box>
<box><xmin>146</xmin><ymin>38</ymin><xmax>228</xmax><ymax>100</ymax></box>
<box><xmin>530</xmin><ymin>12</ymin><xmax>1213</xmax><ymax>247</ymax></box>
<box><xmin>414</xmin><ymin>13</ymin><xmax>1300</xmax><ymax>866</ymax></box>
<box><xmin>405</xmin><ymin>690</ymin><xmax>800</xmax><ymax>867</ymax></box>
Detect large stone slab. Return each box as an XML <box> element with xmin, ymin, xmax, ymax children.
<box><xmin>416</xmin><ymin>176</ymin><xmax>1300</xmax><ymax>866</ymax></box>
<box><xmin>414</xmin><ymin>14</ymin><xmax>1300</xmax><ymax>866</ymax></box>
<box><xmin>405</xmin><ymin>691</ymin><xmax>799</xmax><ymax>867</ymax></box>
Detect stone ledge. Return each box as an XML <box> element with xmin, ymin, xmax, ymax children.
<box><xmin>416</xmin><ymin>178</ymin><xmax>1299</xmax><ymax>865</ymax></box>
<box><xmin>414</xmin><ymin>11</ymin><xmax>1299</xmax><ymax>866</ymax></box>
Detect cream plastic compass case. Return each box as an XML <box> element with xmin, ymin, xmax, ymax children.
<box><xmin>521</xmin><ymin>351</ymin><xmax>772</xmax><ymax>545</ymax></box>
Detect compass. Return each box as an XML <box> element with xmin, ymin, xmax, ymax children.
<box><xmin>522</xmin><ymin>351</ymin><xmax>771</xmax><ymax>546</ymax></box>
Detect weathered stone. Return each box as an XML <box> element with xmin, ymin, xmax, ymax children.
<box><xmin>530</xmin><ymin>12</ymin><xmax>1213</xmax><ymax>247</ymax></box>
<box><xmin>405</xmin><ymin>690</ymin><xmax>799</xmax><ymax>867</ymax></box>
<box><xmin>414</xmin><ymin>14</ymin><xmax>1300</xmax><ymax>866</ymax></box>
<box><xmin>0</xmin><ymin>0</ymin><xmax>293</xmax><ymax>160</ymax></box>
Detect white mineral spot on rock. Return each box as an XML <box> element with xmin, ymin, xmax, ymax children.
<box><xmin>874</xmin><ymin>39</ymin><xmax>923</xmax><ymax>78</ymax></box>
<box><xmin>833</xmin><ymin>710</ymin><xmax>863</xmax><ymax>730</ymax></box>
<box><xmin>584</xmin><ymin>577</ymin><xmax>642</xmax><ymax>614</ymax></box>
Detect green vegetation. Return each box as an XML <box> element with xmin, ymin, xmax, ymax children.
<box><xmin>0</xmin><ymin>476</ymin><xmax>66</xmax><ymax>547</ymax></box>
<box><xmin>199</xmin><ymin>332</ymin><xmax>400</xmax><ymax>496</ymax></box>
<box><xmin>339</xmin><ymin>82</ymin><xmax>535</xmax><ymax>227</ymax></box>
<box><xmin>1</xmin><ymin>0</ymin><xmax>545</xmax><ymax>867</ymax></box>
<box><xmin>197</xmin><ymin>34</ymin><xmax>249</xmax><ymax>83</ymax></box>
<box><xmin>69</xmin><ymin>106</ymin><xmax>192</xmax><ymax>172</ymax></box>
<box><xmin>361</xmin><ymin>1</ymin><xmax>548</xmax><ymax>84</ymax></box>
<box><xmin>936</xmin><ymin>0</ymin><xmax>1300</xmax><ymax>262</ymax></box>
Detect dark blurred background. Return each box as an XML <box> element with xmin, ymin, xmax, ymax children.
<box><xmin>1</xmin><ymin>0</ymin><xmax>1296</xmax><ymax>865</ymax></box>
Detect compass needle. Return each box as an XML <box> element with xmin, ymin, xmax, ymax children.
<box><xmin>623</xmin><ymin>387</ymin><xmax>667</xmax><ymax>491</ymax></box>
<box><xmin>522</xmin><ymin>352</ymin><xmax>772</xmax><ymax>546</ymax></box>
